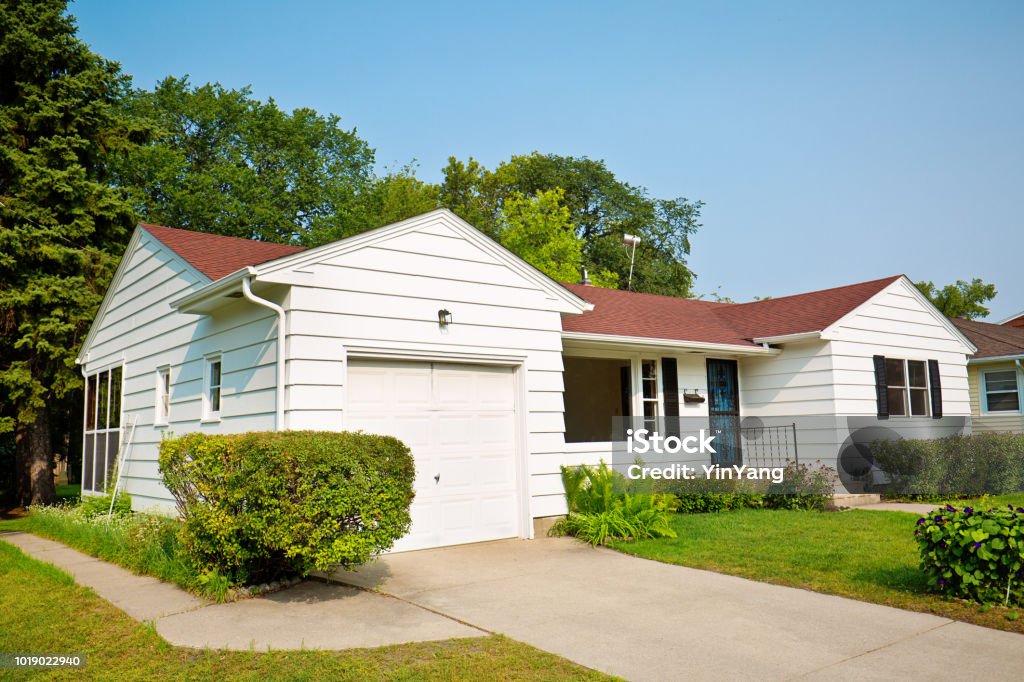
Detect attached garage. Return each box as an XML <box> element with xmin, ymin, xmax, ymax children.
<box><xmin>345</xmin><ymin>359</ymin><xmax>523</xmax><ymax>552</ymax></box>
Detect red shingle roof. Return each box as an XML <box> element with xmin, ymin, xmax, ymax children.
<box><xmin>952</xmin><ymin>318</ymin><xmax>1024</xmax><ymax>359</ymax></box>
<box><xmin>563</xmin><ymin>275</ymin><xmax>904</xmax><ymax>346</ymax></box>
<box><xmin>561</xmin><ymin>284</ymin><xmax>754</xmax><ymax>346</ymax></box>
<box><xmin>141</xmin><ymin>222</ymin><xmax>908</xmax><ymax>348</ymax></box>
<box><xmin>141</xmin><ymin>224</ymin><xmax>306</xmax><ymax>281</ymax></box>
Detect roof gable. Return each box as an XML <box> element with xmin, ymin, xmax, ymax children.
<box><xmin>252</xmin><ymin>209</ymin><xmax>591</xmax><ymax>314</ymax></box>
<box><xmin>141</xmin><ymin>224</ymin><xmax>306</xmax><ymax>281</ymax></box>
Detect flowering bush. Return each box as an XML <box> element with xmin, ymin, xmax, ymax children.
<box><xmin>763</xmin><ymin>462</ymin><xmax>837</xmax><ymax>511</ymax></box>
<box><xmin>916</xmin><ymin>504</ymin><xmax>1024</xmax><ymax>605</ymax></box>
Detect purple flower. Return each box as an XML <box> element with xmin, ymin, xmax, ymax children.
<box><xmin>938</xmin><ymin>578</ymin><xmax>947</xmax><ymax>585</ymax></box>
<box><xmin>916</xmin><ymin>518</ymin><xmax>927</xmax><ymax>526</ymax></box>
<box><xmin>915</xmin><ymin>530</ymin><xmax>921</xmax><ymax>536</ymax></box>
<box><xmin>964</xmin><ymin>507</ymin><xmax>974</xmax><ymax>516</ymax></box>
<box><xmin>1017</xmin><ymin>507</ymin><xmax>1024</xmax><ymax>513</ymax></box>
<box><xmin>974</xmin><ymin>542</ymin><xmax>982</xmax><ymax>548</ymax></box>
<box><xmin>946</xmin><ymin>504</ymin><xmax>956</xmax><ymax>512</ymax></box>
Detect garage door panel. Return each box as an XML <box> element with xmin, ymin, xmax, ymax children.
<box><xmin>476</xmin><ymin>414</ymin><xmax>516</xmax><ymax>445</ymax></box>
<box><xmin>346</xmin><ymin>360</ymin><xmax>520</xmax><ymax>552</ymax></box>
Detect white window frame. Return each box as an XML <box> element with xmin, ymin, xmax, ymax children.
<box><xmin>982</xmin><ymin>368</ymin><xmax>1022</xmax><ymax>414</ymax></box>
<box><xmin>81</xmin><ymin>362</ymin><xmax>124</xmax><ymax>495</ymax></box>
<box><xmin>885</xmin><ymin>357</ymin><xmax>931</xmax><ymax>418</ymax></box>
<box><xmin>155</xmin><ymin>365</ymin><xmax>171</xmax><ymax>426</ymax></box>
<box><xmin>203</xmin><ymin>354</ymin><xmax>223</xmax><ymax>421</ymax></box>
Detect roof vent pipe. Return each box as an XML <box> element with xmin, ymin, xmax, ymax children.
<box><xmin>242</xmin><ymin>273</ymin><xmax>286</xmax><ymax>431</ymax></box>
<box><xmin>579</xmin><ymin>266</ymin><xmax>591</xmax><ymax>286</ymax></box>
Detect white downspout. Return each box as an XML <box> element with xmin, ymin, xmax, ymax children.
<box><xmin>242</xmin><ymin>273</ymin><xmax>287</xmax><ymax>431</ymax></box>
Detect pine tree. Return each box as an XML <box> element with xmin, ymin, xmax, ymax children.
<box><xmin>0</xmin><ymin>0</ymin><xmax>138</xmax><ymax>504</ymax></box>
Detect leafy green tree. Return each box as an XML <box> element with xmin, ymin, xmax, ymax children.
<box><xmin>0</xmin><ymin>0</ymin><xmax>138</xmax><ymax>504</ymax></box>
<box><xmin>439</xmin><ymin>156</ymin><xmax>490</xmax><ymax>231</ymax></box>
<box><xmin>321</xmin><ymin>163</ymin><xmax>438</xmax><ymax>238</ymax></box>
<box><xmin>439</xmin><ymin>152</ymin><xmax>702</xmax><ymax>296</ymax></box>
<box><xmin>113</xmin><ymin>77</ymin><xmax>376</xmax><ymax>245</ymax></box>
<box><xmin>915</xmin><ymin>279</ymin><xmax>997</xmax><ymax>319</ymax></box>
<box><xmin>497</xmin><ymin>189</ymin><xmax>616</xmax><ymax>287</ymax></box>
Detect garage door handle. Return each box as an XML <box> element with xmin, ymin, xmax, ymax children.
<box><xmin>434</xmin><ymin>473</ymin><xmax>440</xmax><ymax>483</ymax></box>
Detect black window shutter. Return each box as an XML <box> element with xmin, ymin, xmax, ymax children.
<box><xmin>661</xmin><ymin>358</ymin><xmax>680</xmax><ymax>437</ymax></box>
<box><xmin>873</xmin><ymin>355</ymin><xmax>889</xmax><ymax>419</ymax></box>
<box><xmin>928</xmin><ymin>359</ymin><xmax>943</xmax><ymax>419</ymax></box>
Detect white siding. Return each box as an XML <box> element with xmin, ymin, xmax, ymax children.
<box><xmin>826</xmin><ymin>278</ymin><xmax>971</xmax><ymax>417</ymax></box>
<box><xmin>275</xmin><ymin>221</ymin><xmax>573</xmax><ymax>523</ymax></box>
<box><xmin>81</xmin><ymin>232</ymin><xmax>279</xmax><ymax>512</ymax></box>
<box><xmin>739</xmin><ymin>341</ymin><xmax>836</xmax><ymax>417</ymax></box>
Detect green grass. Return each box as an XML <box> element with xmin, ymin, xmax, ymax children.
<box><xmin>55</xmin><ymin>484</ymin><xmax>80</xmax><ymax>504</ymax></box>
<box><xmin>0</xmin><ymin>540</ymin><xmax>610</xmax><ymax>682</ymax></box>
<box><xmin>609</xmin><ymin>506</ymin><xmax>1024</xmax><ymax>634</ymax></box>
<box><xmin>0</xmin><ymin>508</ymin><xmax>201</xmax><ymax>597</ymax></box>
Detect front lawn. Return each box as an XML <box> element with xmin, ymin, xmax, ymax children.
<box><xmin>0</xmin><ymin>540</ymin><xmax>609</xmax><ymax>682</ymax></box>
<box><xmin>609</xmin><ymin>507</ymin><xmax>1024</xmax><ymax>634</ymax></box>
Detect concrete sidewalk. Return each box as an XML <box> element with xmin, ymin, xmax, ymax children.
<box><xmin>0</xmin><ymin>532</ymin><xmax>484</xmax><ymax>651</ymax></box>
<box><xmin>331</xmin><ymin>537</ymin><xmax>1024</xmax><ymax>682</ymax></box>
<box><xmin>857</xmin><ymin>502</ymin><xmax>941</xmax><ymax>515</ymax></box>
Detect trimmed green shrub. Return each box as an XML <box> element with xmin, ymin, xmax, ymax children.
<box><xmin>653</xmin><ymin>476</ymin><xmax>764</xmax><ymax>513</ymax></box>
<box><xmin>873</xmin><ymin>433</ymin><xmax>1024</xmax><ymax>498</ymax></box>
<box><xmin>159</xmin><ymin>430</ymin><xmax>415</xmax><ymax>584</ymax></box>
<box><xmin>552</xmin><ymin>462</ymin><xmax>677</xmax><ymax>545</ymax></box>
<box><xmin>916</xmin><ymin>504</ymin><xmax>1024</xmax><ymax>605</ymax></box>
<box><xmin>763</xmin><ymin>462</ymin><xmax>836</xmax><ymax>511</ymax></box>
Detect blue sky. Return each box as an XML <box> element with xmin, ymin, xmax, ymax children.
<box><xmin>72</xmin><ymin>1</ymin><xmax>1023</xmax><ymax>318</ymax></box>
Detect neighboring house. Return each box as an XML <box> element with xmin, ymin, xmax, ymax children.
<box><xmin>77</xmin><ymin>209</ymin><xmax>976</xmax><ymax>552</ymax></box>
<box><xmin>999</xmin><ymin>311</ymin><xmax>1024</xmax><ymax>329</ymax></box>
<box><xmin>952</xmin><ymin>318</ymin><xmax>1024</xmax><ymax>434</ymax></box>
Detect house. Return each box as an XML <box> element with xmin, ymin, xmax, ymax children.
<box><xmin>952</xmin><ymin>318</ymin><xmax>1024</xmax><ymax>434</ymax></box>
<box><xmin>77</xmin><ymin>209</ymin><xmax>976</xmax><ymax>551</ymax></box>
<box><xmin>999</xmin><ymin>311</ymin><xmax>1024</xmax><ymax>329</ymax></box>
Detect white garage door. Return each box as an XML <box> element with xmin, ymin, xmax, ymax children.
<box><xmin>346</xmin><ymin>359</ymin><xmax>520</xmax><ymax>552</ymax></box>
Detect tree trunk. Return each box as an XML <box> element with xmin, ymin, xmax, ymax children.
<box><xmin>19</xmin><ymin>408</ymin><xmax>56</xmax><ymax>506</ymax></box>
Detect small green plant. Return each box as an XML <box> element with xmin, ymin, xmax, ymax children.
<box><xmin>916</xmin><ymin>504</ymin><xmax>1024</xmax><ymax>606</ymax></box>
<box><xmin>552</xmin><ymin>462</ymin><xmax>677</xmax><ymax>545</ymax></box>
<box><xmin>78</xmin><ymin>491</ymin><xmax>132</xmax><ymax>517</ymax></box>
<box><xmin>763</xmin><ymin>462</ymin><xmax>836</xmax><ymax>511</ymax></box>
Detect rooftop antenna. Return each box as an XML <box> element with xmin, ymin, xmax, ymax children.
<box><xmin>623</xmin><ymin>233</ymin><xmax>641</xmax><ymax>290</ymax></box>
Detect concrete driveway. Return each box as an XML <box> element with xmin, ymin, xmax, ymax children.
<box><xmin>331</xmin><ymin>537</ymin><xmax>1024</xmax><ymax>681</ymax></box>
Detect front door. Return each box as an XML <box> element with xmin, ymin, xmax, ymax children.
<box><xmin>706</xmin><ymin>359</ymin><xmax>740</xmax><ymax>465</ymax></box>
